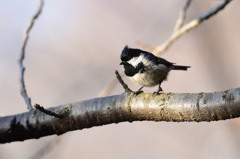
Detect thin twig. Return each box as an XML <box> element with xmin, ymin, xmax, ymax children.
<box><xmin>174</xmin><ymin>0</ymin><xmax>192</xmax><ymax>31</ymax></box>
<box><xmin>198</xmin><ymin>0</ymin><xmax>231</xmax><ymax>22</ymax></box>
<box><xmin>99</xmin><ymin>71</ymin><xmax>131</xmax><ymax>97</ymax></box>
<box><xmin>115</xmin><ymin>70</ymin><xmax>132</xmax><ymax>93</ymax></box>
<box><xmin>34</xmin><ymin>104</ymin><xmax>64</xmax><ymax>119</ymax></box>
<box><xmin>152</xmin><ymin>0</ymin><xmax>231</xmax><ymax>56</ymax></box>
<box><xmin>19</xmin><ymin>0</ymin><xmax>44</xmax><ymax>110</ymax></box>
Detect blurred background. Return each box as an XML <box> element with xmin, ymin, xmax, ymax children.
<box><xmin>1</xmin><ymin>0</ymin><xmax>240</xmax><ymax>159</ymax></box>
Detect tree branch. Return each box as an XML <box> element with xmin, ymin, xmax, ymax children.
<box><xmin>19</xmin><ymin>0</ymin><xmax>44</xmax><ymax>110</ymax></box>
<box><xmin>115</xmin><ymin>70</ymin><xmax>133</xmax><ymax>93</ymax></box>
<box><xmin>34</xmin><ymin>104</ymin><xmax>64</xmax><ymax>119</ymax></box>
<box><xmin>151</xmin><ymin>0</ymin><xmax>231</xmax><ymax>55</ymax></box>
<box><xmin>174</xmin><ymin>0</ymin><xmax>192</xmax><ymax>31</ymax></box>
<box><xmin>1</xmin><ymin>87</ymin><xmax>240</xmax><ymax>144</ymax></box>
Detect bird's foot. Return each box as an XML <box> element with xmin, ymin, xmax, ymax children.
<box><xmin>153</xmin><ymin>87</ymin><xmax>163</xmax><ymax>96</ymax></box>
<box><xmin>133</xmin><ymin>87</ymin><xmax>144</xmax><ymax>95</ymax></box>
<box><xmin>152</xmin><ymin>91</ymin><xmax>162</xmax><ymax>96</ymax></box>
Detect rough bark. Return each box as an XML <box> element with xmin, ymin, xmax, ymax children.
<box><xmin>0</xmin><ymin>88</ymin><xmax>239</xmax><ymax>144</ymax></box>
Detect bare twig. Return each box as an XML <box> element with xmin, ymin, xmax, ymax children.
<box><xmin>98</xmin><ymin>71</ymin><xmax>128</xmax><ymax>97</ymax></box>
<box><xmin>115</xmin><ymin>70</ymin><xmax>132</xmax><ymax>93</ymax></box>
<box><xmin>34</xmin><ymin>104</ymin><xmax>64</xmax><ymax>119</ymax></box>
<box><xmin>98</xmin><ymin>71</ymin><xmax>131</xmax><ymax>97</ymax></box>
<box><xmin>19</xmin><ymin>0</ymin><xmax>44</xmax><ymax>110</ymax></box>
<box><xmin>174</xmin><ymin>0</ymin><xmax>192</xmax><ymax>31</ymax></box>
<box><xmin>137</xmin><ymin>0</ymin><xmax>191</xmax><ymax>52</ymax></box>
<box><xmin>152</xmin><ymin>0</ymin><xmax>231</xmax><ymax>56</ymax></box>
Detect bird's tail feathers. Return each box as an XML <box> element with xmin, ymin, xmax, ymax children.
<box><xmin>172</xmin><ymin>65</ymin><xmax>190</xmax><ymax>71</ymax></box>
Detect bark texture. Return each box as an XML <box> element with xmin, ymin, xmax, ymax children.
<box><xmin>0</xmin><ymin>88</ymin><xmax>240</xmax><ymax>144</ymax></box>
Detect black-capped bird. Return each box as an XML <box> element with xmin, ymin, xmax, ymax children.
<box><xmin>120</xmin><ymin>46</ymin><xmax>190</xmax><ymax>94</ymax></box>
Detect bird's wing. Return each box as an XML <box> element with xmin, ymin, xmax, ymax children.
<box><xmin>141</xmin><ymin>50</ymin><xmax>174</xmax><ymax>67</ymax></box>
<box><xmin>156</xmin><ymin>57</ymin><xmax>174</xmax><ymax>67</ymax></box>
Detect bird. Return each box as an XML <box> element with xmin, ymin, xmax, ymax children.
<box><xmin>120</xmin><ymin>45</ymin><xmax>190</xmax><ymax>95</ymax></box>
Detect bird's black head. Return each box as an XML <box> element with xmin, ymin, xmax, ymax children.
<box><xmin>120</xmin><ymin>45</ymin><xmax>141</xmax><ymax>65</ymax></box>
<box><xmin>120</xmin><ymin>45</ymin><xmax>131</xmax><ymax>65</ymax></box>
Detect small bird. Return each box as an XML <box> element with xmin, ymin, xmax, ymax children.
<box><xmin>120</xmin><ymin>45</ymin><xmax>190</xmax><ymax>94</ymax></box>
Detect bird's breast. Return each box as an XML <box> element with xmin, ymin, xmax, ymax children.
<box><xmin>128</xmin><ymin>65</ymin><xmax>169</xmax><ymax>87</ymax></box>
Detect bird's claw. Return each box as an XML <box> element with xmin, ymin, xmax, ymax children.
<box><xmin>132</xmin><ymin>87</ymin><xmax>144</xmax><ymax>95</ymax></box>
<box><xmin>152</xmin><ymin>91</ymin><xmax>162</xmax><ymax>96</ymax></box>
<box><xmin>152</xmin><ymin>86</ymin><xmax>163</xmax><ymax>96</ymax></box>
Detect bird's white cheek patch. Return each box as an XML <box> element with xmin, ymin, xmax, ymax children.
<box><xmin>128</xmin><ymin>54</ymin><xmax>144</xmax><ymax>67</ymax></box>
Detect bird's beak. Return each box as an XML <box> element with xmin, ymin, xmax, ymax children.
<box><xmin>120</xmin><ymin>61</ymin><xmax>125</xmax><ymax>65</ymax></box>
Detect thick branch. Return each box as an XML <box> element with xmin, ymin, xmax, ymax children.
<box><xmin>1</xmin><ymin>87</ymin><xmax>240</xmax><ymax>144</ymax></box>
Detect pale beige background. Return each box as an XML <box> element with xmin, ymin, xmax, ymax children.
<box><xmin>1</xmin><ymin>0</ymin><xmax>240</xmax><ymax>159</ymax></box>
